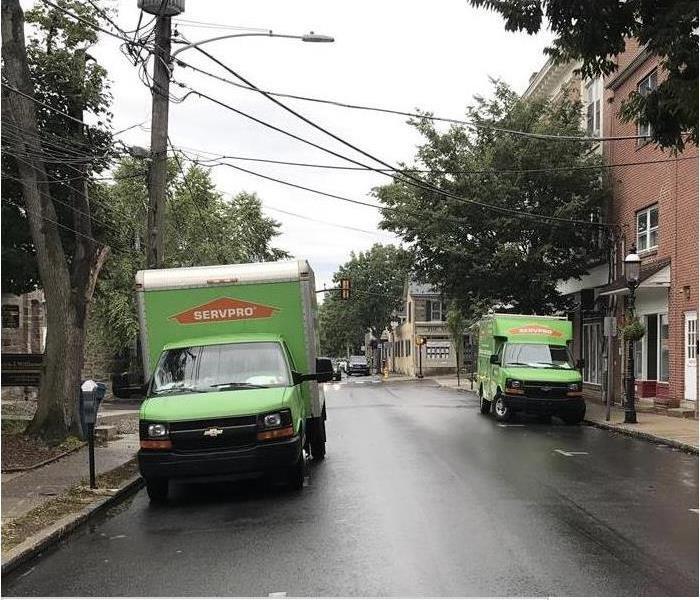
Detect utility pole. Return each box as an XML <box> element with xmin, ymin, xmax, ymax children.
<box><xmin>139</xmin><ymin>0</ymin><xmax>185</xmax><ymax>268</ymax></box>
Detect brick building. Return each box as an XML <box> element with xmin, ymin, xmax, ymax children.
<box><xmin>600</xmin><ymin>39</ymin><xmax>698</xmax><ymax>410</ymax></box>
<box><xmin>526</xmin><ymin>39</ymin><xmax>698</xmax><ymax>412</ymax></box>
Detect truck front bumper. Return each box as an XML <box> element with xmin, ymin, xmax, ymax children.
<box><xmin>138</xmin><ymin>435</ymin><xmax>302</xmax><ymax>483</ymax></box>
<box><xmin>502</xmin><ymin>394</ymin><xmax>585</xmax><ymax>416</ymax></box>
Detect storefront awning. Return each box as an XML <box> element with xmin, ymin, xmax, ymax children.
<box><xmin>598</xmin><ymin>257</ymin><xmax>671</xmax><ymax>296</ymax></box>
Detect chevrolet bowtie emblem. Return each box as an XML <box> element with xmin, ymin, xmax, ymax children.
<box><xmin>203</xmin><ymin>427</ymin><xmax>224</xmax><ymax>437</ymax></box>
<box><xmin>541</xmin><ymin>386</ymin><xmax>552</xmax><ymax>392</ymax></box>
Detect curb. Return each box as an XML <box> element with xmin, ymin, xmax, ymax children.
<box><xmin>1</xmin><ymin>474</ymin><xmax>144</xmax><ymax>576</ymax></box>
<box><xmin>583</xmin><ymin>419</ymin><xmax>699</xmax><ymax>455</ymax></box>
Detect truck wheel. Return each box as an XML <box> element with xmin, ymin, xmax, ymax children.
<box><xmin>288</xmin><ymin>453</ymin><xmax>305</xmax><ymax>491</ymax></box>
<box><xmin>561</xmin><ymin>409</ymin><xmax>585</xmax><ymax>425</ymax></box>
<box><xmin>310</xmin><ymin>417</ymin><xmax>326</xmax><ymax>461</ymax></box>
<box><xmin>493</xmin><ymin>394</ymin><xmax>513</xmax><ymax>422</ymax></box>
<box><xmin>145</xmin><ymin>478</ymin><xmax>168</xmax><ymax>503</ymax></box>
<box><xmin>479</xmin><ymin>387</ymin><xmax>491</xmax><ymax>415</ymax></box>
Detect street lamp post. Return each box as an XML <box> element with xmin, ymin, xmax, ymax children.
<box><xmin>624</xmin><ymin>245</ymin><xmax>642</xmax><ymax>424</ymax></box>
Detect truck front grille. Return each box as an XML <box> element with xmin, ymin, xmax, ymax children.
<box><xmin>165</xmin><ymin>416</ymin><xmax>258</xmax><ymax>453</ymax></box>
<box><xmin>523</xmin><ymin>382</ymin><xmax>569</xmax><ymax>399</ymax></box>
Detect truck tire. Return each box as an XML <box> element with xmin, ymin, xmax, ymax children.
<box><xmin>145</xmin><ymin>478</ymin><xmax>168</xmax><ymax>503</ymax></box>
<box><xmin>561</xmin><ymin>408</ymin><xmax>585</xmax><ymax>425</ymax></box>
<box><xmin>310</xmin><ymin>416</ymin><xmax>326</xmax><ymax>461</ymax></box>
<box><xmin>288</xmin><ymin>453</ymin><xmax>305</xmax><ymax>491</ymax></box>
<box><xmin>479</xmin><ymin>387</ymin><xmax>491</xmax><ymax>415</ymax></box>
<box><xmin>493</xmin><ymin>393</ymin><xmax>513</xmax><ymax>422</ymax></box>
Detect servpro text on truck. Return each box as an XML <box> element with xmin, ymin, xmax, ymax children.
<box><xmin>134</xmin><ymin>260</ymin><xmax>332</xmax><ymax>501</ymax></box>
<box><xmin>477</xmin><ymin>314</ymin><xmax>585</xmax><ymax>424</ymax></box>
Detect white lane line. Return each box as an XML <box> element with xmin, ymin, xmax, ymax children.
<box><xmin>268</xmin><ymin>593</ymin><xmax>287</xmax><ymax>597</ymax></box>
<box><xmin>690</xmin><ymin>509</ymin><xmax>699</xmax><ymax>514</ymax></box>
<box><xmin>109</xmin><ymin>534</ymin><xmax>126</xmax><ymax>540</ymax></box>
<box><xmin>554</xmin><ymin>449</ymin><xmax>589</xmax><ymax>457</ymax></box>
<box><xmin>497</xmin><ymin>424</ymin><xmax>525</xmax><ymax>428</ymax></box>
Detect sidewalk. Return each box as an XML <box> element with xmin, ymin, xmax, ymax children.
<box><xmin>431</xmin><ymin>376</ymin><xmax>698</xmax><ymax>453</ymax></box>
<box><xmin>1</xmin><ymin>433</ymin><xmax>139</xmax><ymax>524</ymax></box>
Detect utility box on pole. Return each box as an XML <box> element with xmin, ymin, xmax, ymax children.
<box><xmin>137</xmin><ymin>0</ymin><xmax>185</xmax><ymax>15</ymax></box>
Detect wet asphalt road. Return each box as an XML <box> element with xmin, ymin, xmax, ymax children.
<box><xmin>3</xmin><ymin>378</ymin><xmax>698</xmax><ymax>597</ymax></box>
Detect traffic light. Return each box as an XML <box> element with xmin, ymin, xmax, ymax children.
<box><xmin>340</xmin><ymin>278</ymin><xmax>351</xmax><ymax>300</ymax></box>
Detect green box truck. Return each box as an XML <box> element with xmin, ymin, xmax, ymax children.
<box><xmin>477</xmin><ymin>314</ymin><xmax>585</xmax><ymax>424</ymax></box>
<box><xmin>134</xmin><ymin>260</ymin><xmax>331</xmax><ymax>501</ymax></box>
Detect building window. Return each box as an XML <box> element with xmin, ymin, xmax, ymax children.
<box><xmin>407</xmin><ymin>303</ymin><xmax>411</xmax><ymax>323</ymax></box>
<box><xmin>426</xmin><ymin>343</ymin><xmax>450</xmax><ymax>360</ymax></box>
<box><xmin>633</xmin><ymin>339</ymin><xmax>644</xmax><ymax>379</ymax></box>
<box><xmin>582</xmin><ymin>322</ymin><xmax>602</xmax><ymax>384</ymax></box>
<box><xmin>2</xmin><ymin>305</ymin><xmax>19</xmax><ymax>328</ymax></box>
<box><xmin>636</xmin><ymin>205</ymin><xmax>658</xmax><ymax>252</ymax></box>
<box><xmin>425</xmin><ymin>300</ymin><xmax>445</xmax><ymax>321</ymax></box>
<box><xmin>637</xmin><ymin>70</ymin><xmax>657</xmax><ymax>141</ymax></box>
<box><xmin>586</xmin><ymin>78</ymin><xmax>601</xmax><ymax>137</ymax></box>
<box><xmin>406</xmin><ymin>340</ymin><xmax>411</xmax><ymax>357</ymax></box>
<box><xmin>659</xmin><ymin>313</ymin><xmax>669</xmax><ymax>382</ymax></box>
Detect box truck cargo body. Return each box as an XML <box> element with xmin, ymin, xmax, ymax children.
<box><xmin>134</xmin><ymin>260</ymin><xmax>331</xmax><ymax>501</ymax></box>
<box><xmin>477</xmin><ymin>314</ymin><xmax>585</xmax><ymax>424</ymax></box>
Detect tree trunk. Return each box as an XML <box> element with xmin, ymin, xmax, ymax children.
<box><xmin>2</xmin><ymin>0</ymin><xmax>106</xmax><ymax>443</ymax></box>
<box><xmin>456</xmin><ymin>348</ymin><xmax>461</xmax><ymax>386</ymax></box>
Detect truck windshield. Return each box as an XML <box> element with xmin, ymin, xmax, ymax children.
<box><xmin>503</xmin><ymin>344</ymin><xmax>574</xmax><ymax>369</ymax></box>
<box><xmin>151</xmin><ymin>342</ymin><xmax>291</xmax><ymax>395</ymax></box>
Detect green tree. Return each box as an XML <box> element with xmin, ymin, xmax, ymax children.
<box><xmin>468</xmin><ymin>0</ymin><xmax>698</xmax><ymax>151</ymax></box>
<box><xmin>2</xmin><ymin>0</ymin><xmax>114</xmax><ymax>442</ymax></box>
<box><xmin>92</xmin><ymin>157</ymin><xmax>288</xmax><ymax>355</ymax></box>
<box><xmin>318</xmin><ymin>244</ymin><xmax>413</xmax><ymax>357</ymax></box>
<box><xmin>376</xmin><ymin>81</ymin><xmax>610</xmax><ymax>315</ymax></box>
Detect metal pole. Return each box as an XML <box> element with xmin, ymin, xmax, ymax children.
<box><xmin>418</xmin><ymin>344</ymin><xmax>423</xmax><ymax>379</ymax></box>
<box><xmin>146</xmin><ymin>14</ymin><xmax>172</xmax><ymax>269</ymax></box>
<box><xmin>624</xmin><ymin>285</ymin><xmax>638</xmax><ymax>423</ymax></box>
<box><xmin>88</xmin><ymin>423</ymin><xmax>96</xmax><ymax>489</ymax></box>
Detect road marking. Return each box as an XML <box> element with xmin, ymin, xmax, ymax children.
<box><xmin>268</xmin><ymin>593</ymin><xmax>287</xmax><ymax>598</ymax></box>
<box><xmin>109</xmin><ymin>534</ymin><xmax>126</xmax><ymax>540</ymax></box>
<box><xmin>497</xmin><ymin>424</ymin><xmax>525</xmax><ymax>427</ymax></box>
<box><xmin>690</xmin><ymin>509</ymin><xmax>699</xmax><ymax>514</ymax></box>
<box><xmin>554</xmin><ymin>449</ymin><xmax>589</xmax><ymax>457</ymax></box>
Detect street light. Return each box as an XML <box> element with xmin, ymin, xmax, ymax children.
<box><xmin>171</xmin><ymin>30</ymin><xmax>334</xmax><ymax>59</ymax></box>
<box><xmin>624</xmin><ymin>245</ymin><xmax>642</xmax><ymax>424</ymax></box>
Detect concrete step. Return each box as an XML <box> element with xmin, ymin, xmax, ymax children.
<box><xmin>665</xmin><ymin>407</ymin><xmax>696</xmax><ymax>419</ymax></box>
<box><xmin>94</xmin><ymin>425</ymin><xmax>118</xmax><ymax>441</ymax></box>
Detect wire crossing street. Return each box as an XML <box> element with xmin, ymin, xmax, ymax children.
<box><xmin>3</xmin><ymin>379</ymin><xmax>698</xmax><ymax>597</ymax></box>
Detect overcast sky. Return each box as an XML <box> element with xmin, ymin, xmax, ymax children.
<box><xmin>36</xmin><ymin>0</ymin><xmax>553</xmax><ymax>290</ymax></box>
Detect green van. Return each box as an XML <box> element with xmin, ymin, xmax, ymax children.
<box><xmin>477</xmin><ymin>314</ymin><xmax>585</xmax><ymax>424</ymax></box>
<box><xmin>134</xmin><ymin>260</ymin><xmax>331</xmax><ymax>501</ymax></box>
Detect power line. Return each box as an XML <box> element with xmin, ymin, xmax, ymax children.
<box><xmin>262</xmin><ymin>205</ymin><xmax>397</xmax><ymax>238</ymax></box>
<box><xmin>183</xmin><ymin>146</ymin><xmax>698</xmax><ymax>176</ymax></box>
<box><xmin>175</xmin><ymin>80</ymin><xmax>608</xmax><ymax>229</ymax></box>
<box><xmin>174</xmin><ymin>56</ymin><xmax>650</xmax><ymax>144</ymax></box>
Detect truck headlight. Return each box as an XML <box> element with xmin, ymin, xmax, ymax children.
<box><xmin>257</xmin><ymin>409</ymin><xmax>293</xmax><ymax>441</ymax></box>
<box><xmin>263</xmin><ymin>413</ymin><xmax>282</xmax><ymax>428</ymax></box>
<box><xmin>567</xmin><ymin>382</ymin><xmax>582</xmax><ymax>394</ymax></box>
<box><xmin>147</xmin><ymin>423</ymin><xmax>168</xmax><ymax>438</ymax></box>
<box><xmin>505</xmin><ymin>379</ymin><xmax>524</xmax><ymax>394</ymax></box>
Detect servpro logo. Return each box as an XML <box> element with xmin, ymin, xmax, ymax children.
<box><xmin>171</xmin><ymin>297</ymin><xmax>278</xmax><ymax>324</ymax></box>
<box><xmin>508</xmin><ymin>324</ymin><xmax>563</xmax><ymax>337</ymax></box>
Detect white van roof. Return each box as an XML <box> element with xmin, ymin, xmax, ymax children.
<box><xmin>135</xmin><ymin>259</ymin><xmax>312</xmax><ymax>291</ymax></box>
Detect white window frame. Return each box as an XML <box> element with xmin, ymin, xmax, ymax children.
<box><xmin>658</xmin><ymin>313</ymin><xmax>669</xmax><ymax>383</ymax></box>
<box><xmin>586</xmin><ymin>78</ymin><xmax>602</xmax><ymax>137</ymax></box>
<box><xmin>637</xmin><ymin>70</ymin><xmax>657</xmax><ymax>141</ymax></box>
<box><xmin>636</xmin><ymin>204</ymin><xmax>659</xmax><ymax>252</ymax></box>
<box><xmin>582</xmin><ymin>322</ymin><xmax>602</xmax><ymax>384</ymax></box>
<box><xmin>426</xmin><ymin>299</ymin><xmax>444</xmax><ymax>321</ymax></box>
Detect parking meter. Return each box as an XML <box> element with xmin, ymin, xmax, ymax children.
<box><xmin>80</xmin><ymin>380</ymin><xmax>106</xmax><ymax>489</ymax></box>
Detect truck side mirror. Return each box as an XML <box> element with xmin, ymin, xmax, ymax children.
<box><xmin>576</xmin><ymin>358</ymin><xmax>585</xmax><ymax>370</ymax></box>
<box><xmin>489</xmin><ymin>354</ymin><xmax>500</xmax><ymax>365</ymax></box>
<box><xmin>315</xmin><ymin>358</ymin><xmax>334</xmax><ymax>383</ymax></box>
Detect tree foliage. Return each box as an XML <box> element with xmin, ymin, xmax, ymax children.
<box><xmin>469</xmin><ymin>0</ymin><xmax>698</xmax><ymax>150</ymax></box>
<box><xmin>92</xmin><ymin>157</ymin><xmax>289</xmax><ymax>354</ymax></box>
<box><xmin>1</xmin><ymin>0</ymin><xmax>114</xmax><ymax>294</ymax></box>
<box><xmin>375</xmin><ymin>81</ymin><xmax>610</xmax><ymax>315</ymax></box>
<box><xmin>318</xmin><ymin>244</ymin><xmax>413</xmax><ymax>357</ymax></box>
